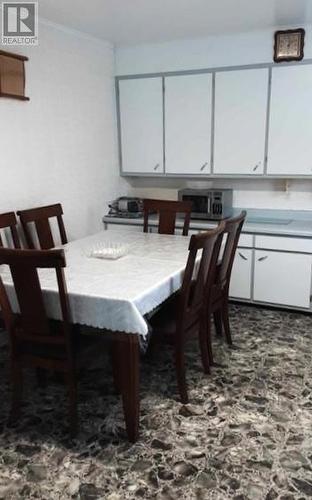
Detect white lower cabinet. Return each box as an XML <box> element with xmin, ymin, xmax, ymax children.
<box><xmin>104</xmin><ymin>221</ymin><xmax>312</xmax><ymax>312</ymax></box>
<box><xmin>253</xmin><ymin>250</ymin><xmax>312</xmax><ymax>309</ymax></box>
<box><xmin>229</xmin><ymin>249</ymin><xmax>253</xmax><ymax>300</ymax></box>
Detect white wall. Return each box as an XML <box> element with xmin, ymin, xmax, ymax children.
<box><xmin>116</xmin><ymin>26</ymin><xmax>312</xmax><ymax>74</ymax></box>
<box><xmin>116</xmin><ymin>26</ymin><xmax>312</xmax><ymax>211</ymax></box>
<box><xmin>0</xmin><ymin>20</ymin><xmax>125</xmax><ymax>241</ymax></box>
<box><xmin>124</xmin><ymin>177</ymin><xmax>312</xmax><ymax>211</ymax></box>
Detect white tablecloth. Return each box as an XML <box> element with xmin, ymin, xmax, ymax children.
<box><xmin>0</xmin><ymin>230</ymin><xmax>192</xmax><ymax>337</ymax></box>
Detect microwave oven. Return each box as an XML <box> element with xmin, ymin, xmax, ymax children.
<box><xmin>178</xmin><ymin>188</ymin><xmax>233</xmax><ymax>220</ymax></box>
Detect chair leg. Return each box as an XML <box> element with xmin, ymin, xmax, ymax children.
<box><xmin>66</xmin><ymin>371</ymin><xmax>78</xmax><ymax>437</ymax></box>
<box><xmin>117</xmin><ymin>334</ymin><xmax>140</xmax><ymax>443</ymax></box>
<box><xmin>221</xmin><ymin>300</ymin><xmax>232</xmax><ymax>346</ymax></box>
<box><xmin>9</xmin><ymin>360</ymin><xmax>23</xmax><ymax>423</ymax></box>
<box><xmin>206</xmin><ymin>314</ymin><xmax>214</xmax><ymax>365</ymax></box>
<box><xmin>144</xmin><ymin>333</ymin><xmax>157</xmax><ymax>360</ymax></box>
<box><xmin>110</xmin><ymin>342</ymin><xmax>122</xmax><ymax>394</ymax></box>
<box><xmin>213</xmin><ymin>310</ymin><xmax>223</xmax><ymax>337</ymax></box>
<box><xmin>199</xmin><ymin>323</ymin><xmax>210</xmax><ymax>375</ymax></box>
<box><xmin>36</xmin><ymin>368</ymin><xmax>47</xmax><ymax>389</ymax></box>
<box><xmin>174</xmin><ymin>345</ymin><xmax>188</xmax><ymax>404</ymax></box>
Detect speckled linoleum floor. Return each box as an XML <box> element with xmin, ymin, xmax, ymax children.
<box><xmin>0</xmin><ymin>305</ymin><xmax>312</xmax><ymax>500</ymax></box>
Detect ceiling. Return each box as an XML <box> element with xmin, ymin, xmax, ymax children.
<box><xmin>39</xmin><ymin>0</ymin><xmax>312</xmax><ymax>46</ymax></box>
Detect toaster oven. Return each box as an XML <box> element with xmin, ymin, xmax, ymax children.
<box><xmin>178</xmin><ymin>189</ymin><xmax>233</xmax><ymax>220</ymax></box>
<box><xmin>108</xmin><ymin>197</ymin><xmax>143</xmax><ymax>218</ymax></box>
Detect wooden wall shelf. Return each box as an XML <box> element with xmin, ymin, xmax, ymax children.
<box><xmin>0</xmin><ymin>49</ymin><xmax>29</xmax><ymax>101</ymax></box>
<box><xmin>0</xmin><ymin>92</ymin><xmax>30</xmax><ymax>101</ymax></box>
<box><xmin>0</xmin><ymin>50</ymin><xmax>28</xmax><ymax>61</ymax></box>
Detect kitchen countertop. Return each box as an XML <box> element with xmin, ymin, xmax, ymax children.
<box><xmin>103</xmin><ymin>208</ymin><xmax>312</xmax><ymax>239</ymax></box>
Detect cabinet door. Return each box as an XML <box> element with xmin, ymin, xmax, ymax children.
<box><xmin>254</xmin><ymin>250</ymin><xmax>312</xmax><ymax>308</ymax></box>
<box><xmin>165</xmin><ymin>74</ymin><xmax>212</xmax><ymax>175</ymax></box>
<box><xmin>229</xmin><ymin>249</ymin><xmax>252</xmax><ymax>299</ymax></box>
<box><xmin>119</xmin><ymin>78</ymin><xmax>163</xmax><ymax>174</ymax></box>
<box><xmin>214</xmin><ymin>68</ymin><xmax>268</xmax><ymax>174</ymax></box>
<box><xmin>267</xmin><ymin>65</ymin><xmax>312</xmax><ymax>175</ymax></box>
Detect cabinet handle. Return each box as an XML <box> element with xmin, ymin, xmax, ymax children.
<box><xmin>253</xmin><ymin>163</ymin><xmax>261</xmax><ymax>171</ymax></box>
<box><xmin>200</xmin><ymin>162</ymin><xmax>208</xmax><ymax>171</ymax></box>
<box><xmin>153</xmin><ymin>163</ymin><xmax>160</xmax><ymax>171</ymax></box>
<box><xmin>258</xmin><ymin>255</ymin><xmax>268</xmax><ymax>262</ymax></box>
<box><xmin>238</xmin><ymin>252</ymin><xmax>248</xmax><ymax>261</ymax></box>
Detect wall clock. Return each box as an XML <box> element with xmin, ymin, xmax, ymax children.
<box><xmin>274</xmin><ymin>29</ymin><xmax>305</xmax><ymax>63</ymax></box>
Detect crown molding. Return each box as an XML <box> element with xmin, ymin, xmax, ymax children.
<box><xmin>39</xmin><ymin>17</ymin><xmax>114</xmax><ymax>49</ymax></box>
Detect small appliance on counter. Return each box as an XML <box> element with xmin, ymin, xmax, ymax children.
<box><xmin>107</xmin><ymin>197</ymin><xmax>143</xmax><ymax>218</ymax></box>
<box><xmin>178</xmin><ymin>188</ymin><xmax>233</xmax><ymax>220</ymax></box>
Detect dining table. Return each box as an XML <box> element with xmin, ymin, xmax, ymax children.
<box><xmin>0</xmin><ymin>228</ymin><xmax>194</xmax><ymax>441</ymax></box>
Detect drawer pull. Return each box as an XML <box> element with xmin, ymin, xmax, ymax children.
<box><xmin>258</xmin><ymin>255</ymin><xmax>268</xmax><ymax>262</ymax></box>
<box><xmin>200</xmin><ymin>162</ymin><xmax>208</xmax><ymax>171</ymax></box>
<box><xmin>153</xmin><ymin>163</ymin><xmax>160</xmax><ymax>171</ymax></box>
<box><xmin>253</xmin><ymin>163</ymin><xmax>261</xmax><ymax>171</ymax></box>
<box><xmin>238</xmin><ymin>252</ymin><xmax>248</xmax><ymax>261</ymax></box>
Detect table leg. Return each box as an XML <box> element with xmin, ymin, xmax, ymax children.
<box><xmin>112</xmin><ymin>333</ymin><xmax>140</xmax><ymax>442</ymax></box>
<box><xmin>111</xmin><ymin>342</ymin><xmax>122</xmax><ymax>394</ymax></box>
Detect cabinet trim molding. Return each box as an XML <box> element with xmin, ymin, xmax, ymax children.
<box><xmin>116</xmin><ymin>58</ymin><xmax>312</xmax><ymax>81</ymax></box>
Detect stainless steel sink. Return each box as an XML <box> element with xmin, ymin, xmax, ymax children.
<box><xmin>247</xmin><ymin>218</ymin><xmax>292</xmax><ymax>225</ymax></box>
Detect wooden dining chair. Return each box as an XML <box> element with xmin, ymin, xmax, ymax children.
<box><xmin>17</xmin><ymin>203</ymin><xmax>67</xmax><ymax>249</ymax></box>
<box><xmin>0</xmin><ymin>247</ymin><xmax>79</xmax><ymax>435</ymax></box>
<box><xmin>208</xmin><ymin>211</ymin><xmax>247</xmax><ymax>355</ymax></box>
<box><xmin>143</xmin><ymin>199</ymin><xmax>192</xmax><ymax>236</ymax></box>
<box><xmin>149</xmin><ymin>223</ymin><xmax>225</xmax><ymax>404</ymax></box>
<box><xmin>0</xmin><ymin>212</ymin><xmax>21</xmax><ymax>249</ymax></box>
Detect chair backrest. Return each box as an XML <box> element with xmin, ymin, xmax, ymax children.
<box><xmin>178</xmin><ymin>223</ymin><xmax>225</xmax><ymax>333</ymax></box>
<box><xmin>217</xmin><ymin>211</ymin><xmax>247</xmax><ymax>291</ymax></box>
<box><xmin>0</xmin><ymin>212</ymin><xmax>21</xmax><ymax>249</ymax></box>
<box><xmin>0</xmin><ymin>248</ymin><xmax>71</xmax><ymax>350</ymax></box>
<box><xmin>143</xmin><ymin>199</ymin><xmax>192</xmax><ymax>236</ymax></box>
<box><xmin>17</xmin><ymin>204</ymin><xmax>67</xmax><ymax>249</ymax></box>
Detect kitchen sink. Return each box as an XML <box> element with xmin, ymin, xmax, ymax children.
<box><xmin>247</xmin><ymin>217</ymin><xmax>292</xmax><ymax>225</ymax></box>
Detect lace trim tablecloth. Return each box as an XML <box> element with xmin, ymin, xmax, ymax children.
<box><xmin>0</xmin><ymin>230</ymin><xmax>192</xmax><ymax>338</ymax></box>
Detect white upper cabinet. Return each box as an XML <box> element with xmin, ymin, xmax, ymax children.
<box><xmin>164</xmin><ymin>74</ymin><xmax>212</xmax><ymax>175</ymax></box>
<box><xmin>117</xmin><ymin>62</ymin><xmax>312</xmax><ymax>178</ymax></box>
<box><xmin>214</xmin><ymin>68</ymin><xmax>269</xmax><ymax>175</ymax></box>
<box><xmin>119</xmin><ymin>78</ymin><xmax>163</xmax><ymax>174</ymax></box>
<box><xmin>267</xmin><ymin>65</ymin><xmax>312</xmax><ymax>175</ymax></box>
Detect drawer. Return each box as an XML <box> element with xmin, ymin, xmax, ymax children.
<box><xmin>255</xmin><ymin>235</ymin><xmax>312</xmax><ymax>253</ymax></box>
<box><xmin>194</xmin><ymin>231</ymin><xmax>253</xmax><ymax>247</ymax></box>
<box><xmin>105</xmin><ymin>223</ymin><xmax>142</xmax><ymax>232</ymax></box>
<box><xmin>238</xmin><ymin>233</ymin><xmax>253</xmax><ymax>248</ymax></box>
